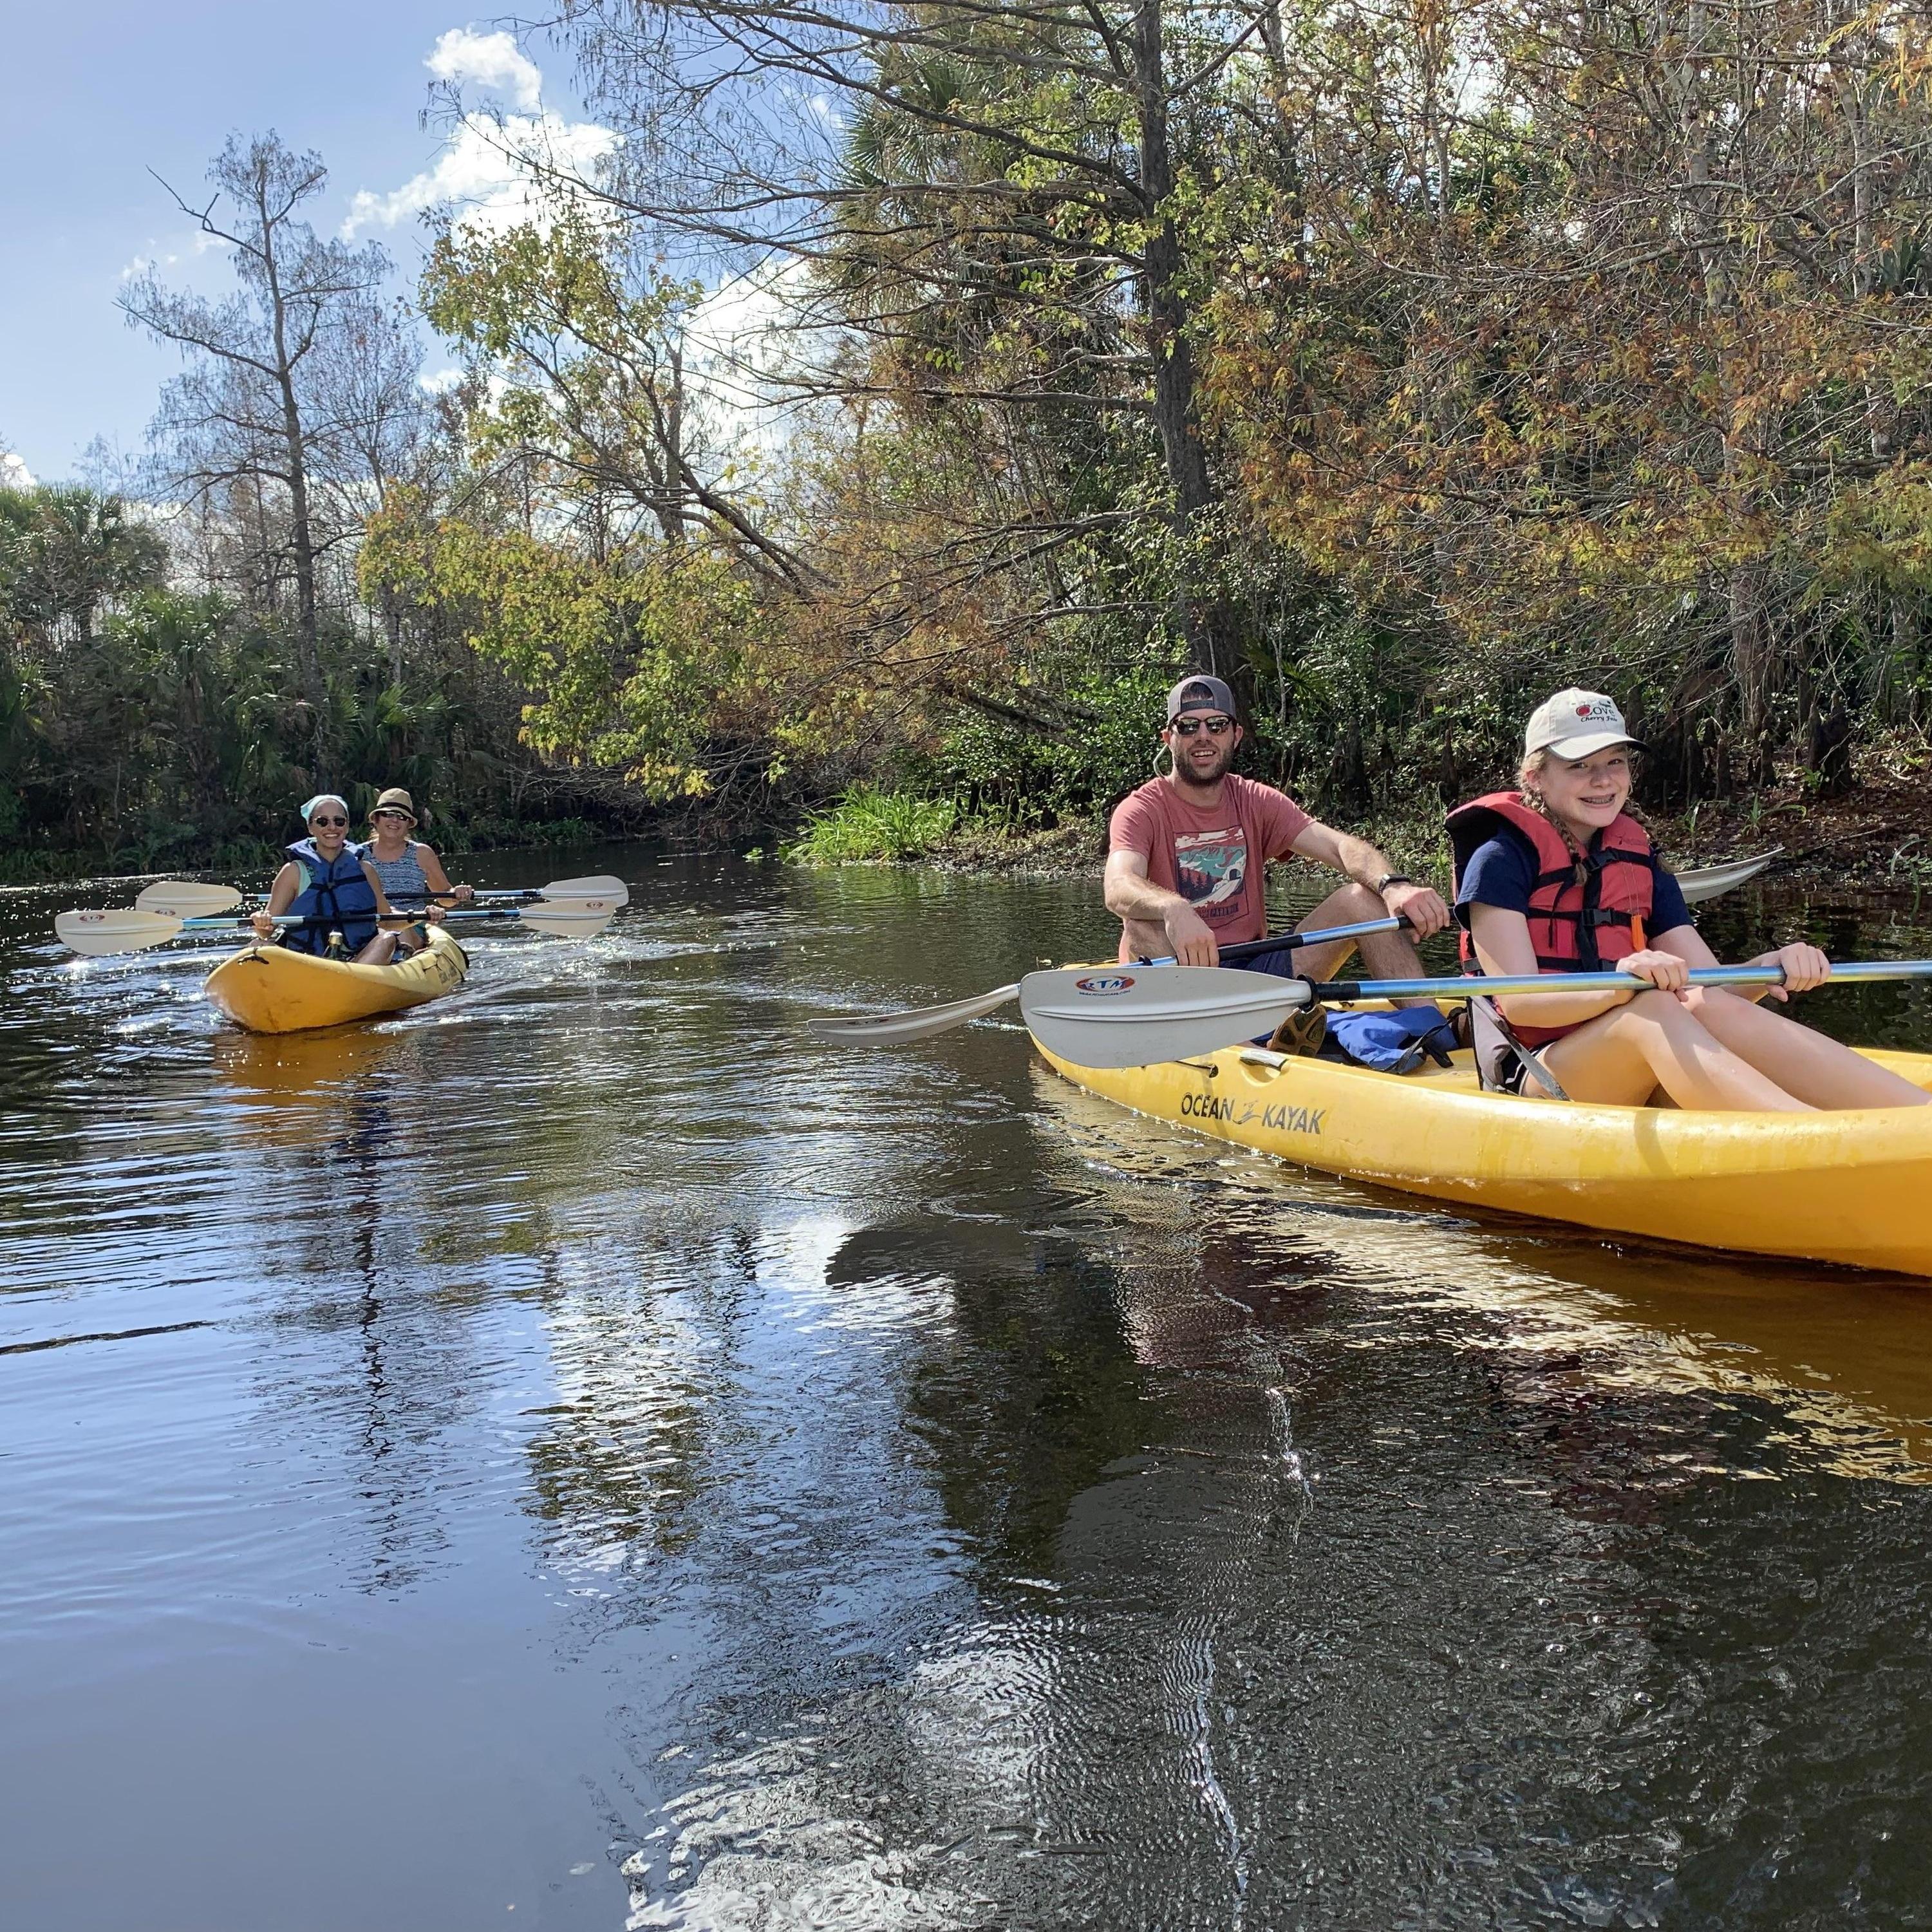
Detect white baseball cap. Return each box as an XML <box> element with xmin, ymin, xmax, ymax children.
<box><xmin>1524</xmin><ymin>688</ymin><xmax>1644</xmax><ymax>760</ymax></box>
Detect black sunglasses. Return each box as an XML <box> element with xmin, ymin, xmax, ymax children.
<box><xmin>1170</xmin><ymin>715</ymin><xmax>1235</xmax><ymax>736</ymax></box>
<box><xmin>310</xmin><ymin>815</ymin><xmax>349</xmax><ymax>827</ymax></box>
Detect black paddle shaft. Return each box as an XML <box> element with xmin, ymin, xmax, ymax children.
<box><xmin>1138</xmin><ymin>916</ymin><xmax>1408</xmax><ymax>970</ymax></box>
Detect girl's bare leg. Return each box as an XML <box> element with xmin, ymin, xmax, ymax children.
<box><xmin>1543</xmin><ymin>990</ymin><xmax>1812</xmax><ymax>1111</ymax></box>
<box><xmin>1681</xmin><ymin>989</ymin><xmax>1931</xmax><ymax>1109</ymax></box>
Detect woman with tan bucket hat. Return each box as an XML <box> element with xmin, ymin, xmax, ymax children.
<box><xmin>362</xmin><ymin>787</ymin><xmax>474</xmax><ymax>940</ymax></box>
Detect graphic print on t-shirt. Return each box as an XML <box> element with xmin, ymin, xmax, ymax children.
<box><xmin>1173</xmin><ymin>826</ymin><xmax>1249</xmax><ymax>918</ymax></box>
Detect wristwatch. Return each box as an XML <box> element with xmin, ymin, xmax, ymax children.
<box><xmin>1373</xmin><ymin>872</ymin><xmax>1413</xmax><ymax>895</ymax></box>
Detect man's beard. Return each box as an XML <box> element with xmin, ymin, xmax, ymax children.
<box><xmin>1173</xmin><ymin>740</ymin><xmax>1234</xmax><ymax>787</ymax></box>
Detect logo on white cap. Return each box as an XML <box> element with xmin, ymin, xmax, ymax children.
<box><xmin>1524</xmin><ymin>688</ymin><xmax>1638</xmax><ymax>757</ymax></box>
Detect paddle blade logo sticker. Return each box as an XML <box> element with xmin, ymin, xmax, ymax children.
<box><xmin>1073</xmin><ymin>975</ymin><xmax>1136</xmax><ymax>995</ymax></box>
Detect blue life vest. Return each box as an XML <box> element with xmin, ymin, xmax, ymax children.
<box><xmin>282</xmin><ymin>838</ymin><xmax>379</xmax><ymax>955</ymax></box>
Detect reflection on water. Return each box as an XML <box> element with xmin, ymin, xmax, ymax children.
<box><xmin>3</xmin><ymin>850</ymin><xmax>1932</xmax><ymax>1929</ymax></box>
<box><xmin>1046</xmin><ymin>1075</ymin><xmax>1932</xmax><ymax>1483</ymax></box>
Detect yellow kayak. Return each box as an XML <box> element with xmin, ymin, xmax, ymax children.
<box><xmin>204</xmin><ymin>927</ymin><xmax>469</xmax><ymax>1034</ymax></box>
<box><xmin>1037</xmin><ymin>1036</ymin><xmax>1932</xmax><ymax>1276</ymax></box>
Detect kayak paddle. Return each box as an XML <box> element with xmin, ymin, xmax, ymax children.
<box><xmin>384</xmin><ymin>873</ymin><xmax>631</xmax><ymax>908</ymax></box>
<box><xmin>134</xmin><ymin>881</ymin><xmax>245</xmax><ymax>917</ymax></box>
<box><xmin>436</xmin><ymin>901</ymin><xmax>620</xmax><ymax>937</ymax></box>
<box><xmin>1018</xmin><ymin>959</ymin><xmax>1932</xmax><ymax>1069</ymax></box>
<box><xmin>139</xmin><ymin>872</ymin><xmax>628</xmax><ymax>913</ymax></box>
<box><xmin>55</xmin><ymin>899</ymin><xmax>619</xmax><ymax>955</ymax></box>
<box><xmin>807</xmin><ymin>915</ymin><xmax>1409</xmax><ymax>1044</ymax></box>
<box><xmin>1676</xmin><ymin>849</ymin><xmax>1781</xmax><ymax>906</ymax></box>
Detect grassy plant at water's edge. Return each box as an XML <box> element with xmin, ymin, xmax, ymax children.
<box><xmin>783</xmin><ymin>787</ymin><xmax>959</xmax><ymax>865</ymax></box>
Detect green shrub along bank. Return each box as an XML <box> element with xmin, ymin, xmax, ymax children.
<box><xmin>783</xmin><ymin>788</ymin><xmax>959</xmax><ymax>867</ymax></box>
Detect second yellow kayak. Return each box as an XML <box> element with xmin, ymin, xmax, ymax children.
<box><xmin>1038</xmin><ymin>1036</ymin><xmax>1932</xmax><ymax>1276</ymax></box>
<box><xmin>204</xmin><ymin>927</ymin><xmax>469</xmax><ymax>1034</ymax></box>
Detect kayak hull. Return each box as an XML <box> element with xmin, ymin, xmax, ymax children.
<box><xmin>203</xmin><ymin>928</ymin><xmax>469</xmax><ymax>1033</ymax></box>
<box><xmin>1038</xmin><ymin>1039</ymin><xmax>1932</xmax><ymax>1277</ymax></box>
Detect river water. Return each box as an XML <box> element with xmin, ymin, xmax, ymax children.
<box><xmin>4</xmin><ymin>847</ymin><xmax>1932</xmax><ymax>1931</ymax></box>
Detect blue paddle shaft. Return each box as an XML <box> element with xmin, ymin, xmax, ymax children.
<box><xmin>1315</xmin><ymin>960</ymin><xmax>1932</xmax><ymax>1002</ymax></box>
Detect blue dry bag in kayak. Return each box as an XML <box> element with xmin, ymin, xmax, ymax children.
<box><xmin>1326</xmin><ymin>1006</ymin><xmax>1458</xmax><ymax>1075</ymax></box>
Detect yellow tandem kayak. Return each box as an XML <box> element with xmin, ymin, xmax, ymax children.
<box><xmin>203</xmin><ymin>927</ymin><xmax>469</xmax><ymax>1034</ymax></box>
<box><xmin>1038</xmin><ymin>1036</ymin><xmax>1932</xmax><ymax>1277</ymax></box>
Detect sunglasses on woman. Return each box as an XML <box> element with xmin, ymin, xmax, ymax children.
<box><xmin>1170</xmin><ymin>715</ymin><xmax>1234</xmax><ymax>736</ymax></box>
<box><xmin>310</xmin><ymin>815</ymin><xmax>349</xmax><ymax>827</ymax></box>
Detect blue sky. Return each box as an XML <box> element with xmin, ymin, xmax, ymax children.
<box><xmin>1</xmin><ymin>6</ymin><xmax>600</xmax><ymax>485</ymax></box>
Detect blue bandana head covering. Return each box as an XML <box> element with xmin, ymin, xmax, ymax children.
<box><xmin>300</xmin><ymin>793</ymin><xmax>350</xmax><ymax>825</ymax></box>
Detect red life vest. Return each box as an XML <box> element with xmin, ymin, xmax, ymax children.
<box><xmin>1446</xmin><ymin>792</ymin><xmax>1655</xmax><ymax>1047</ymax></box>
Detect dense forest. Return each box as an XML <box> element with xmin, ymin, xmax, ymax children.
<box><xmin>5</xmin><ymin>1</ymin><xmax>1931</xmax><ymax>879</ymax></box>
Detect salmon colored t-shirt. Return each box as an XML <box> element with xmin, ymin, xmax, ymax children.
<box><xmin>1108</xmin><ymin>774</ymin><xmax>1313</xmax><ymax>959</ymax></box>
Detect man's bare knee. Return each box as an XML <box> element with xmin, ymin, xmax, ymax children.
<box><xmin>1330</xmin><ymin>882</ymin><xmax>1384</xmax><ymax>922</ymax></box>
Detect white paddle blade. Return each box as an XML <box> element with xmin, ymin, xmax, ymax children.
<box><xmin>1020</xmin><ymin>966</ymin><xmax>1311</xmax><ymax>1069</ymax></box>
<box><xmin>136</xmin><ymin>880</ymin><xmax>243</xmax><ymax>916</ymax></box>
<box><xmin>536</xmin><ymin>874</ymin><xmax>629</xmax><ymax>907</ymax></box>
<box><xmin>55</xmin><ymin>908</ymin><xmax>187</xmax><ymax>955</ymax></box>
<box><xmin>809</xmin><ymin>983</ymin><xmax>1021</xmax><ymax>1044</ymax></box>
<box><xmin>517</xmin><ymin>899</ymin><xmax>618</xmax><ymax>938</ymax></box>
<box><xmin>1677</xmin><ymin>849</ymin><xmax>1780</xmax><ymax>905</ymax></box>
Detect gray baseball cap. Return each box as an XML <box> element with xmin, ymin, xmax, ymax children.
<box><xmin>1165</xmin><ymin>674</ymin><xmax>1237</xmax><ymax>723</ymax></box>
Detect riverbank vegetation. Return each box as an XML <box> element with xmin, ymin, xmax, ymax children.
<box><xmin>6</xmin><ymin>5</ymin><xmax>1931</xmax><ymax>877</ymax></box>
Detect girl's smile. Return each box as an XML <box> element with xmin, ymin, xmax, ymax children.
<box><xmin>1533</xmin><ymin>746</ymin><xmax>1633</xmax><ymax>839</ymax></box>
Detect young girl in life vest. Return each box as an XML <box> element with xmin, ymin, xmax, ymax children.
<box><xmin>1449</xmin><ymin>691</ymin><xmax>1930</xmax><ymax>1112</ymax></box>
<box><xmin>249</xmin><ymin>794</ymin><xmax>447</xmax><ymax>963</ymax></box>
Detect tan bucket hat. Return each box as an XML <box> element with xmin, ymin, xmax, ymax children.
<box><xmin>370</xmin><ymin>787</ymin><xmax>418</xmax><ymax>823</ymax></box>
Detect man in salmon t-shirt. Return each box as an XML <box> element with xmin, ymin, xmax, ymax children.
<box><xmin>1103</xmin><ymin>675</ymin><xmax>1449</xmax><ymax>985</ymax></box>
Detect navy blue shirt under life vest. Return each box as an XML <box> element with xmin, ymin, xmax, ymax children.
<box><xmin>281</xmin><ymin>838</ymin><xmax>380</xmax><ymax>955</ymax></box>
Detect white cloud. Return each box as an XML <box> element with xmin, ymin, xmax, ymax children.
<box><xmin>343</xmin><ymin>110</ymin><xmax>619</xmax><ymax>239</ymax></box>
<box><xmin>427</xmin><ymin>28</ymin><xmax>543</xmax><ymax>112</ymax></box>
<box><xmin>120</xmin><ymin>229</ymin><xmax>222</xmax><ymax>282</ymax></box>
<box><xmin>1</xmin><ymin>451</ymin><xmax>35</xmax><ymax>490</ymax></box>
<box><xmin>681</xmin><ymin>261</ymin><xmax>819</xmax><ymax>463</ymax></box>
<box><xmin>118</xmin><ymin>247</ymin><xmax>187</xmax><ymax>281</ymax></box>
<box><xmin>418</xmin><ymin>366</ymin><xmax>465</xmax><ymax>394</ymax></box>
<box><xmin>344</xmin><ymin>33</ymin><xmax>618</xmax><ymax>241</ymax></box>
<box><xmin>688</xmin><ymin>268</ymin><xmax>800</xmax><ymax>393</ymax></box>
